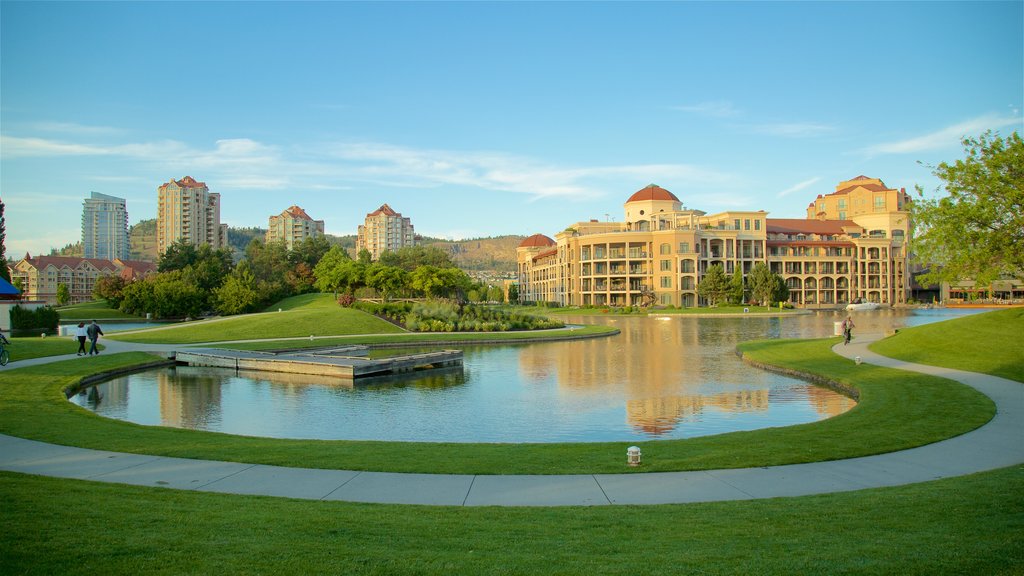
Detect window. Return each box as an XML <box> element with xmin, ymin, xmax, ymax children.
<box><xmin>660</xmin><ymin>259</ymin><xmax>672</xmax><ymax>271</ymax></box>
<box><xmin>681</xmin><ymin>259</ymin><xmax>695</xmax><ymax>273</ymax></box>
<box><xmin>659</xmin><ymin>243</ymin><xmax>671</xmax><ymax>255</ymax></box>
<box><xmin>754</xmin><ymin>220</ymin><xmax>761</xmax><ymax>230</ymax></box>
<box><xmin>744</xmin><ymin>219</ymin><xmax>751</xmax><ymax>231</ymax></box>
<box><xmin>678</xmin><ymin>242</ymin><xmax>690</xmax><ymax>253</ymax></box>
<box><xmin>838</xmin><ymin>211</ymin><xmax>847</xmax><ymax>220</ymax></box>
<box><xmin>734</xmin><ymin>219</ymin><xmax>741</xmax><ymax>230</ymax></box>
<box><xmin>838</xmin><ymin>199</ymin><xmax>847</xmax><ymax>209</ymax></box>
<box><xmin>660</xmin><ymin>277</ymin><xmax>672</xmax><ymax>289</ymax></box>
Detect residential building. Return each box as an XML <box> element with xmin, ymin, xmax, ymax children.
<box><xmin>156</xmin><ymin>176</ymin><xmax>227</xmax><ymax>255</ymax></box>
<box><xmin>266</xmin><ymin>205</ymin><xmax>325</xmax><ymax>250</ymax></box>
<box><xmin>82</xmin><ymin>192</ymin><xmax>129</xmax><ymax>260</ymax></box>
<box><xmin>356</xmin><ymin>203</ymin><xmax>416</xmax><ymax>260</ymax></box>
<box><xmin>518</xmin><ymin>178</ymin><xmax>912</xmax><ymax>310</ymax></box>
<box><xmin>10</xmin><ymin>255</ymin><xmax>156</xmax><ymax>305</ymax></box>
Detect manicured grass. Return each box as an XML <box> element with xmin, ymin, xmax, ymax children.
<box><xmin>538</xmin><ymin>305</ymin><xmax>804</xmax><ymax>316</ymax></box>
<box><xmin>217</xmin><ymin>323</ymin><xmax>620</xmax><ymax>351</ymax></box>
<box><xmin>0</xmin><ymin>336</ymin><xmax>103</xmax><ymax>362</ymax></box>
<box><xmin>109</xmin><ymin>295</ymin><xmax>404</xmax><ymax>344</ymax></box>
<box><xmin>56</xmin><ymin>300</ymin><xmax>142</xmax><ymax>320</ymax></box>
<box><xmin>2</xmin><ymin>466</ymin><xmax>1021</xmax><ymax>575</ymax></box>
<box><xmin>870</xmin><ymin>307</ymin><xmax>1024</xmax><ymax>382</ymax></box>
<box><xmin>0</xmin><ymin>339</ymin><xmax>994</xmax><ymax>474</ymax></box>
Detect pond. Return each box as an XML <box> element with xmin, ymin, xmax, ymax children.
<box><xmin>69</xmin><ymin>308</ymin><xmax>992</xmax><ymax>443</ymax></box>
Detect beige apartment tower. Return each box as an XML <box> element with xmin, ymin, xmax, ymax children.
<box><xmin>518</xmin><ymin>179</ymin><xmax>912</xmax><ymax>310</ymax></box>
<box><xmin>267</xmin><ymin>205</ymin><xmax>325</xmax><ymax>250</ymax></box>
<box><xmin>356</xmin><ymin>203</ymin><xmax>416</xmax><ymax>260</ymax></box>
<box><xmin>156</xmin><ymin>176</ymin><xmax>228</xmax><ymax>254</ymax></box>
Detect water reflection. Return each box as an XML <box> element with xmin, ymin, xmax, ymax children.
<box><xmin>69</xmin><ymin>308</ymin><xmax>993</xmax><ymax>443</ymax></box>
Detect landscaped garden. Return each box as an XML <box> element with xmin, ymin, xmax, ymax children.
<box><xmin>1</xmin><ymin>309</ymin><xmax>1021</xmax><ymax>574</ymax></box>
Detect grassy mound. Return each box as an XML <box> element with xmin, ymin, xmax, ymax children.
<box><xmin>870</xmin><ymin>308</ymin><xmax>1024</xmax><ymax>382</ymax></box>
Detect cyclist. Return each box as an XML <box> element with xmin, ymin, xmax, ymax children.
<box><xmin>0</xmin><ymin>330</ymin><xmax>10</xmax><ymax>366</ymax></box>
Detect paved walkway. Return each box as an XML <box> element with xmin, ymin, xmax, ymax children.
<box><xmin>1</xmin><ymin>334</ymin><xmax>1021</xmax><ymax>506</ymax></box>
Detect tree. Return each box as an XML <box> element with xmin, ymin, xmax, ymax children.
<box><xmin>913</xmin><ymin>131</ymin><xmax>1024</xmax><ymax>286</ymax></box>
<box><xmin>364</xmin><ymin>263</ymin><xmax>408</xmax><ymax>301</ymax></box>
<box><xmin>0</xmin><ymin>198</ymin><xmax>10</xmax><ymax>283</ymax></box>
<box><xmin>508</xmin><ymin>284</ymin><xmax>519</xmax><ymax>304</ymax></box>
<box><xmin>747</xmin><ymin>263</ymin><xmax>776</xmax><ymax>307</ymax></box>
<box><xmin>486</xmin><ymin>285</ymin><xmax>504</xmax><ymax>303</ymax></box>
<box><xmin>93</xmin><ymin>275</ymin><xmax>127</xmax><ymax>308</ymax></box>
<box><xmin>313</xmin><ymin>246</ymin><xmax>352</xmax><ymax>296</ymax></box>
<box><xmin>697</xmin><ymin>264</ymin><xmax>730</xmax><ymax>306</ymax></box>
<box><xmin>214</xmin><ymin>262</ymin><xmax>260</xmax><ymax>315</ymax></box>
<box><xmin>157</xmin><ymin>240</ymin><xmax>199</xmax><ymax>272</ymax></box>
<box><xmin>728</xmin><ymin>267</ymin><xmax>745</xmax><ymax>305</ymax></box>
<box><xmin>56</xmin><ymin>282</ymin><xmax>70</xmax><ymax>306</ymax></box>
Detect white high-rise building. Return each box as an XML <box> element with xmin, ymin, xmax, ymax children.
<box><xmin>82</xmin><ymin>192</ymin><xmax>129</xmax><ymax>260</ymax></box>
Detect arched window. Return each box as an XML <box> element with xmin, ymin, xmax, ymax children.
<box><xmin>659</xmin><ymin>243</ymin><xmax>671</xmax><ymax>255</ymax></box>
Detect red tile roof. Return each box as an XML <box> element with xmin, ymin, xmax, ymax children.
<box><xmin>22</xmin><ymin>255</ymin><xmax>120</xmax><ymax>271</ymax></box>
<box><xmin>284</xmin><ymin>205</ymin><xmax>314</xmax><ymax>220</ymax></box>
<box><xmin>766</xmin><ymin>219</ymin><xmax>859</xmax><ymax>235</ymax></box>
<box><xmin>532</xmin><ymin>248</ymin><xmax>559</xmax><ymax>262</ymax></box>
<box><xmin>626</xmin><ymin>184</ymin><xmax>680</xmax><ymax>203</ymax></box>
<box><xmin>368</xmin><ymin>203</ymin><xmax>399</xmax><ymax>217</ymax></box>
<box><xmin>173</xmin><ymin>175</ymin><xmax>207</xmax><ymax>188</ymax></box>
<box><xmin>519</xmin><ymin>233</ymin><xmax>556</xmax><ymax>248</ymax></box>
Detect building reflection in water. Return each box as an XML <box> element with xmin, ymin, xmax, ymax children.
<box><xmin>157</xmin><ymin>368</ymin><xmax>224</xmax><ymax>429</ymax></box>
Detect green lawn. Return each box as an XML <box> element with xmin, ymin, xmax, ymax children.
<box><xmin>109</xmin><ymin>294</ymin><xmax>404</xmax><ymax>344</ymax></box>
<box><xmin>870</xmin><ymin>307</ymin><xmax>1024</xmax><ymax>382</ymax></box>
<box><xmin>1</xmin><ymin>336</ymin><xmax>103</xmax><ymax>362</ymax></box>
<box><xmin>56</xmin><ymin>300</ymin><xmax>143</xmax><ymax>320</ymax></box>
<box><xmin>0</xmin><ymin>337</ymin><xmax>994</xmax><ymax>474</ymax></box>
<box><xmin>2</xmin><ymin>466</ymin><xmax>1021</xmax><ymax>575</ymax></box>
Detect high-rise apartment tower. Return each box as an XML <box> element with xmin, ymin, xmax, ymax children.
<box><xmin>156</xmin><ymin>176</ymin><xmax>227</xmax><ymax>254</ymax></box>
<box><xmin>82</xmin><ymin>192</ymin><xmax>129</xmax><ymax>260</ymax></box>
<box><xmin>356</xmin><ymin>203</ymin><xmax>416</xmax><ymax>260</ymax></box>
<box><xmin>267</xmin><ymin>205</ymin><xmax>325</xmax><ymax>250</ymax></box>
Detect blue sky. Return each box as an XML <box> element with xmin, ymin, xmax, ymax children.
<box><xmin>2</xmin><ymin>1</ymin><xmax>1021</xmax><ymax>258</ymax></box>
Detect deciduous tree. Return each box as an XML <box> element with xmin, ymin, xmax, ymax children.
<box><xmin>698</xmin><ymin>264</ymin><xmax>730</xmax><ymax>306</ymax></box>
<box><xmin>913</xmin><ymin>131</ymin><xmax>1024</xmax><ymax>285</ymax></box>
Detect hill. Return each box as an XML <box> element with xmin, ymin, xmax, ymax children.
<box><xmin>421</xmin><ymin>235</ymin><xmax>524</xmax><ymax>273</ymax></box>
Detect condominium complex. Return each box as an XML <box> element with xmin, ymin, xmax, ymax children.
<box><xmin>356</xmin><ymin>203</ymin><xmax>417</xmax><ymax>260</ymax></box>
<box><xmin>10</xmin><ymin>255</ymin><xmax>156</xmax><ymax>305</ymax></box>
<box><xmin>266</xmin><ymin>205</ymin><xmax>325</xmax><ymax>250</ymax></box>
<box><xmin>82</xmin><ymin>192</ymin><xmax>129</xmax><ymax>260</ymax></box>
<box><xmin>517</xmin><ymin>177</ymin><xmax>912</xmax><ymax>310</ymax></box>
<box><xmin>156</xmin><ymin>176</ymin><xmax>228</xmax><ymax>254</ymax></box>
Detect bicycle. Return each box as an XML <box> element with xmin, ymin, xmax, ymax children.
<box><xmin>0</xmin><ymin>340</ymin><xmax>9</xmax><ymax>366</ymax></box>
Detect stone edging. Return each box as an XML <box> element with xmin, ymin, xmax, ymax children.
<box><xmin>736</xmin><ymin>348</ymin><xmax>860</xmax><ymax>401</ymax></box>
<box><xmin>67</xmin><ymin>358</ymin><xmax>176</xmax><ymax>398</ymax></box>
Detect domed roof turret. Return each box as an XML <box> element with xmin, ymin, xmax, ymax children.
<box><xmin>626</xmin><ymin>184</ymin><xmax>680</xmax><ymax>203</ymax></box>
<box><xmin>518</xmin><ymin>233</ymin><xmax>555</xmax><ymax>248</ymax></box>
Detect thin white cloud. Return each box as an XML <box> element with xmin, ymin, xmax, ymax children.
<box><xmin>671</xmin><ymin>101</ymin><xmax>741</xmax><ymax>118</ymax></box>
<box><xmin>0</xmin><ymin>135</ymin><xmax>113</xmax><ymax>157</ymax></box>
<box><xmin>862</xmin><ymin>114</ymin><xmax>1022</xmax><ymax>155</ymax></box>
<box><xmin>32</xmin><ymin>121</ymin><xmax>125</xmax><ymax>135</ymax></box>
<box><xmin>777</xmin><ymin>177</ymin><xmax>821</xmax><ymax>198</ymax></box>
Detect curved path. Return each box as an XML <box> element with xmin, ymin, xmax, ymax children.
<box><xmin>1</xmin><ymin>334</ymin><xmax>1021</xmax><ymax>506</ymax></box>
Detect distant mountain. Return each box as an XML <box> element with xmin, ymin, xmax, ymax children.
<box><xmin>421</xmin><ymin>235</ymin><xmax>524</xmax><ymax>273</ymax></box>
<box><xmin>129</xmin><ymin>219</ymin><xmax>157</xmax><ymax>261</ymax></box>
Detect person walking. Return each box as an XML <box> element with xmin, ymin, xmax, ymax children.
<box><xmin>75</xmin><ymin>322</ymin><xmax>88</xmax><ymax>356</ymax></box>
<box><xmin>86</xmin><ymin>320</ymin><xmax>104</xmax><ymax>355</ymax></box>
<box><xmin>842</xmin><ymin>315</ymin><xmax>855</xmax><ymax>345</ymax></box>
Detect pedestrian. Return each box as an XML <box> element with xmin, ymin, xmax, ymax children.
<box><xmin>86</xmin><ymin>320</ymin><xmax>104</xmax><ymax>355</ymax></box>
<box><xmin>842</xmin><ymin>315</ymin><xmax>855</xmax><ymax>345</ymax></box>
<box><xmin>75</xmin><ymin>322</ymin><xmax>88</xmax><ymax>356</ymax></box>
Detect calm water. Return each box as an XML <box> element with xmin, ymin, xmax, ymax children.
<box><xmin>69</xmin><ymin>308</ymin><xmax>992</xmax><ymax>443</ymax></box>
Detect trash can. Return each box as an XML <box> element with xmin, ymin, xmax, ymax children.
<box><xmin>834</xmin><ymin>321</ymin><xmax>844</xmax><ymax>336</ymax></box>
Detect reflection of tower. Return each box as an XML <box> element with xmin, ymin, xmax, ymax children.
<box><xmin>625</xmin><ymin>389</ymin><xmax>770</xmax><ymax>436</ymax></box>
<box><xmin>157</xmin><ymin>369</ymin><xmax>223</xmax><ymax>428</ymax></box>
<box><xmin>803</xmin><ymin>384</ymin><xmax>857</xmax><ymax>418</ymax></box>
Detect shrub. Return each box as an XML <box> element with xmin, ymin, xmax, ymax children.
<box><xmin>337</xmin><ymin>294</ymin><xmax>355</xmax><ymax>307</ymax></box>
<box><xmin>10</xmin><ymin>305</ymin><xmax>60</xmax><ymax>333</ymax></box>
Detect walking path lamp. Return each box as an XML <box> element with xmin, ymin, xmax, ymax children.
<box><xmin>627</xmin><ymin>446</ymin><xmax>642</xmax><ymax>467</ymax></box>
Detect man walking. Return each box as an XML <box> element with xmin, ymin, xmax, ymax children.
<box><xmin>86</xmin><ymin>320</ymin><xmax>104</xmax><ymax>355</ymax></box>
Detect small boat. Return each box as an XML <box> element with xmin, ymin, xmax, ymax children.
<box><xmin>846</xmin><ymin>301</ymin><xmax>881</xmax><ymax>311</ymax></box>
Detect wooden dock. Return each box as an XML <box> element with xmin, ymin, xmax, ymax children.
<box><xmin>173</xmin><ymin>347</ymin><xmax>463</xmax><ymax>380</ymax></box>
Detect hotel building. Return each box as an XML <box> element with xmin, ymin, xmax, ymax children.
<box><xmin>356</xmin><ymin>203</ymin><xmax>417</xmax><ymax>260</ymax></box>
<box><xmin>82</xmin><ymin>192</ymin><xmax>130</xmax><ymax>260</ymax></box>
<box><xmin>517</xmin><ymin>177</ymin><xmax>912</xmax><ymax>310</ymax></box>
<box><xmin>266</xmin><ymin>205</ymin><xmax>325</xmax><ymax>250</ymax></box>
<box><xmin>10</xmin><ymin>255</ymin><xmax>156</xmax><ymax>305</ymax></box>
<box><xmin>156</xmin><ymin>176</ymin><xmax>228</xmax><ymax>255</ymax></box>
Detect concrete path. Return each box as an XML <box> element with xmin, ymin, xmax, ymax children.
<box><xmin>1</xmin><ymin>334</ymin><xmax>1021</xmax><ymax>506</ymax></box>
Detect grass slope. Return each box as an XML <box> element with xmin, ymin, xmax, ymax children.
<box><xmin>56</xmin><ymin>300</ymin><xmax>142</xmax><ymax>320</ymax></box>
<box><xmin>109</xmin><ymin>294</ymin><xmax>404</xmax><ymax>344</ymax></box>
<box><xmin>870</xmin><ymin>307</ymin><xmax>1024</xmax><ymax>382</ymax></box>
<box><xmin>2</xmin><ymin>466</ymin><xmax>1021</xmax><ymax>575</ymax></box>
<box><xmin>0</xmin><ymin>339</ymin><xmax>994</xmax><ymax>475</ymax></box>
<box><xmin>1</xmin><ymin>336</ymin><xmax>104</xmax><ymax>362</ymax></box>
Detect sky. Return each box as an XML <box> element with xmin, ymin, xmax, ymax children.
<box><xmin>2</xmin><ymin>1</ymin><xmax>1022</xmax><ymax>258</ymax></box>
